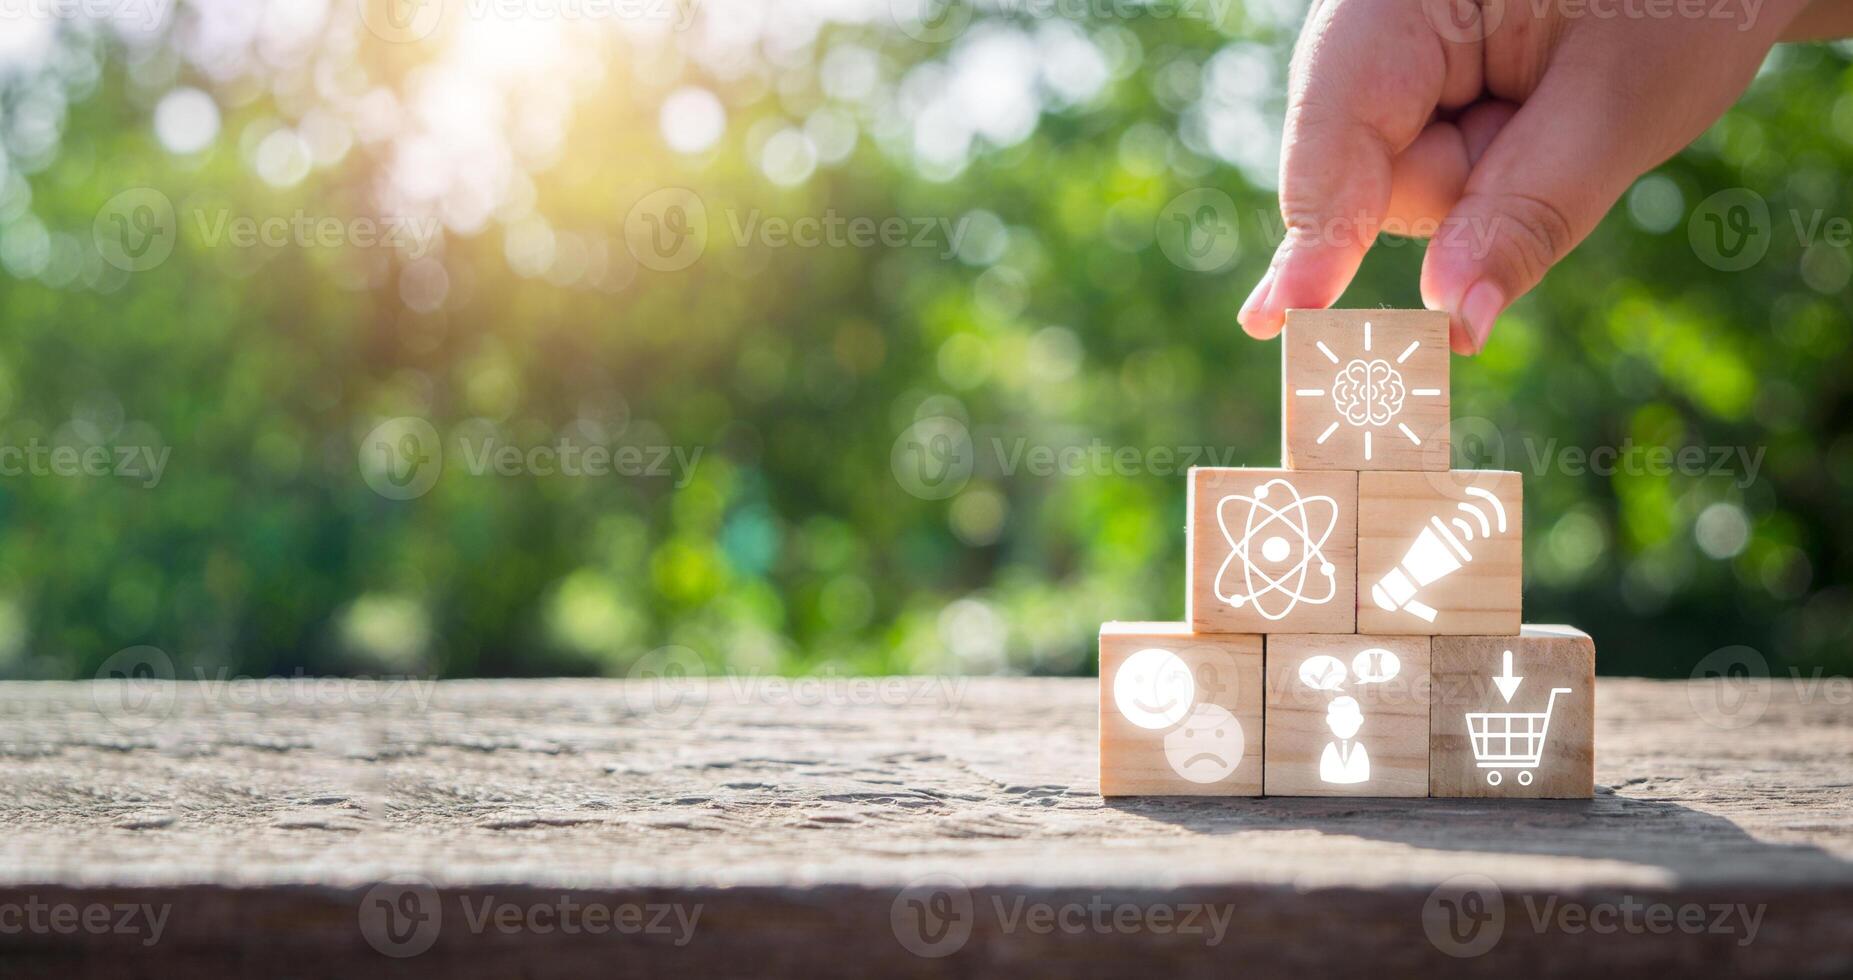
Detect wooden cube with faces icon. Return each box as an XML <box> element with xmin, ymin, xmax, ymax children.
<box><xmin>1098</xmin><ymin>624</ymin><xmax>1263</xmax><ymax>796</ymax></box>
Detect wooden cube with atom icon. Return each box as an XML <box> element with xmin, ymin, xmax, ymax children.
<box><xmin>1187</xmin><ymin>468</ymin><xmax>1357</xmax><ymax>635</ymax></box>
<box><xmin>1283</xmin><ymin>309</ymin><xmax>1449</xmax><ymax>471</ymax></box>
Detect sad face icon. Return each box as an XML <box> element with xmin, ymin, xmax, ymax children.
<box><xmin>1164</xmin><ymin>703</ymin><xmax>1246</xmax><ymax>783</ymax></box>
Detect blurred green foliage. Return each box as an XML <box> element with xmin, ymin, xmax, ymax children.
<box><xmin>0</xmin><ymin>7</ymin><xmax>1848</xmax><ymax>682</ymax></box>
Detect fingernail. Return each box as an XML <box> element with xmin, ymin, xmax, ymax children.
<box><xmin>1239</xmin><ymin>268</ymin><xmax>1277</xmax><ymax>334</ymax></box>
<box><xmin>1457</xmin><ymin>280</ymin><xmax>1505</xmax><ymax>353</ymax></box>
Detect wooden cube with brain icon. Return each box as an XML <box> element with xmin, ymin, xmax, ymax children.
<box><xmin>1098</xmin><ymin>623</ymin><xmax>1263</xmax><ymax>796</ymax></box>
<box><xmin>1187</xmin><ymin>468</ymin><xmax>1357</xmax><ymax>634</ymax></box>
<box><xmin>1283</xmin><ymin>309</ymin><xmax>1449</xmax><ymax>471</ymax></box>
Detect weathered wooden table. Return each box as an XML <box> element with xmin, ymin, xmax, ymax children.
<box><xmin>1</xmin><ymin>676</ymin><xmax>1849</xmax><ymax>977</ymax></box>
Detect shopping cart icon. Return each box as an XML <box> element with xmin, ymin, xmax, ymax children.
<box><xmin>1465</xmin><ymin>687</ymin><xmax>1573</xmax><ymax>786</ymax></box>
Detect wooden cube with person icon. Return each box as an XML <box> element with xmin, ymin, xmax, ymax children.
<box><xmin>1262</xmin><ymin>634</ymin><xmax>1432</xmax><ymax>797</ymax></box>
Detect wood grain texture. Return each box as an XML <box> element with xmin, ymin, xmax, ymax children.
<box><xmin>1099</xmin><ymin>624</ymin><xmax>1262</xmax><ymax>797</ymax></box>
<box><xmin>1283</xmin><ymin>309</ymin><xmax>1449</xmax><ymax>471</ymax></box>
<box><xmin>1187</xmin><ymin>468</ymin><xmax>1357</xmax><ymax>634</ymax></box>
<box><xmin>1358</xmin><ymin>470</ymin><xmax>1522</xmax><ymax>635</ymax></box>
<box><xmin>1263</xmin><ymin>635</ymin><xmax>1431</xmax><ymax>797</ymax></box>
<box><xmin>1431</xmin><ymin>626</ymin><xmax>1596</xmax><ymax>799</ymax></box>
<box><xmin>2</xmin><ymin>677</ymin><xmax>1852</xmax><ymax>977</ymax></box>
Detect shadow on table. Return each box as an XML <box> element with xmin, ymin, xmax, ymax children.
<box><xmin>1102</xmin><ymin>789</ymin><xmax>1853</xmax><ymax>884</ymax></box>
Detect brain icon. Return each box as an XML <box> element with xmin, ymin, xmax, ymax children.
<box><xmin>1331</xmin><ymin>358</ymin><xmax>1406</xmax><ymax>427</ymax></box>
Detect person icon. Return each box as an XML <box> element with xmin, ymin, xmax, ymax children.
<box><xmin>1319</xmin><ymin>695</ymin><xmax>1370</xmax><ymax>784</ymax></box>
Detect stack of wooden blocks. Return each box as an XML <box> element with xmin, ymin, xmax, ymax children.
<box><xmin>1100</xmin><ymin>310</ymin><xmax>1595</xmax><ymax>799</ymax></box>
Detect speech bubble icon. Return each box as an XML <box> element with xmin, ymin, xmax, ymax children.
<box><xmin>1298</xmin><ymin>654</ymin><xmax>1347</xmax><ymax>692</ymax></box>
<box><xmin>1352</xmin><ymin>648</ymin><xmax>1401</xmax><ymax>685</ymax></box>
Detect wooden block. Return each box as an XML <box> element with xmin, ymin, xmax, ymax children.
<box><xmin>1187</xmin><ymin>468</ymin><xmax>1357</xmax><ymax>634</ymax></box>
<box><xmin>1357</xmin><ymin>469</ymin><xmax>1521</xmax><ymax>635</ymax></box>
<box><xmin>1263</xmin><ymin>634</ymin><xmax>1431</xmax><ymax>797</ymax></box>
<box><xmin>1283</xmin><ymin>309</ymin><xmax>1449</xmax><ymax>471</ymax></box>
<box><xmin>1430</xmin><ymin>626</ymin><xmax>1596</xmax><ymax>798</ymax></box>
<box><xmin>1099</xmin><ymin>623</ymin><xmax>1263</xmax><ymax>796</ymax></box>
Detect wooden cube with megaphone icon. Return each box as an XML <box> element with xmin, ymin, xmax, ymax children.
<box><xmin>1358</xmin><ymin>470</ymin><xmax>1522</xmax><ymax>635</ymax></box>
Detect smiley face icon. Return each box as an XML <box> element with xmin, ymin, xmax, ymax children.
<box><xmin>1164</xmin><ymin>703</ymin><xmax>1246</xmax><ymax>783</ymax></box>
<box><xmin>1113</xmin><ymin>647</ymin><xmax>1196</xmax><ymax>730</ymax></box>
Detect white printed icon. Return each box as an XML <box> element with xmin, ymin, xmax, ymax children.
<box><xmin>1296</xmin><ymin>321</ymin><xmax>1442</xmax><ymax>462</ymax></box>
<box><xmin>1113</xmin><ymin>647</ymin><xmax>1195</xmax><ymax>731</ymax></box>
<box><xmin>1114</xmin><ymin>648</ymin><xmax>1248</xmax><ymax>783</ymax></box>
<box><xmin>1320</xmin><ymin>695</ymin><xmax>1370</xmax><ymax>783</ymax></box>
<box><xmin>1296</xmin><ymin>648</ymin><xmax>1401</xmax><ymax>785</ymax></box>
<box><xmin>1371</xmin><ymin>485</ymin><xmax>1508</xmax><ymax>623</ymax></box>
<box><xmin>1215</xmin><ymin>479</ymin><xmax>1338</xmax><ymax>621</ymax></box>
<box><xmin>1165</xmin><ymin>703</ymin><xmax>1246</xmax><ymax>784</ymax></box>
<box><xmin>1464</xmin><ymin>650</ymin><xmax>1571</xmax><ymax>786</ymax></box>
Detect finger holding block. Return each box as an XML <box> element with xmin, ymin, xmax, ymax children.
<box><xmin>1188</xmin><ymin>468</ymin><xmax>1358</xmax><ymax>634</ymax></box>
<box><xmin>1263</xmin><ymin>634</ymin><xmax>1431</xmax><ymax>797</ymax></box>
<box><xmin>1358</xmin><ymin>470</ymin><xmax>1522</xmax><ymax>635</ymax></box>
<box><xmin>1283</xmin><ymin>309</ymin><xmax>1449</xmax><ymax>471</ymax></box>
<box><xmin>1430</xmin><ymin>626</ymin><xmax>1596</xmax><ymax>798</ymax></box>
<box><xmin>1099</xmin><ymin>623</ymin><xmax>1263</xmax><ymax>797</ymax></box>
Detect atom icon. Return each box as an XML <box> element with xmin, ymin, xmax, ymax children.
<box><xmin>1214</xmin><ymin>479</ymin><xmax>1339</xmax><ymax>621</ymax></box>
<box><xmin>1332</xmin><ymin>358</ymin><xmax>1406</xmax><ymax>427</ymax></box>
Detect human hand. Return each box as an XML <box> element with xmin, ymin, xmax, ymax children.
<box><xmin>1237</xmin><ymin>0</ymin><xmax>1822</xmax><ymax>353</ymax></box>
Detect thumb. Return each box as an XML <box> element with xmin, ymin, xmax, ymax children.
<box><xmin>1238</xmin><ymin>1</ymin><xmax>1450</xmax><ymax>340</ymax></box>
<box><xmin>1420</xmin><ymin>79</ymin><xmax>1642</xmax><ymax>354</ymax></box>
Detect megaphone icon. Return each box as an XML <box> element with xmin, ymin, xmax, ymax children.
<box><xmin>1372</xmin><ymin>487</ymin><xmax>1507</xmax><ymax>623</ymax></box>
